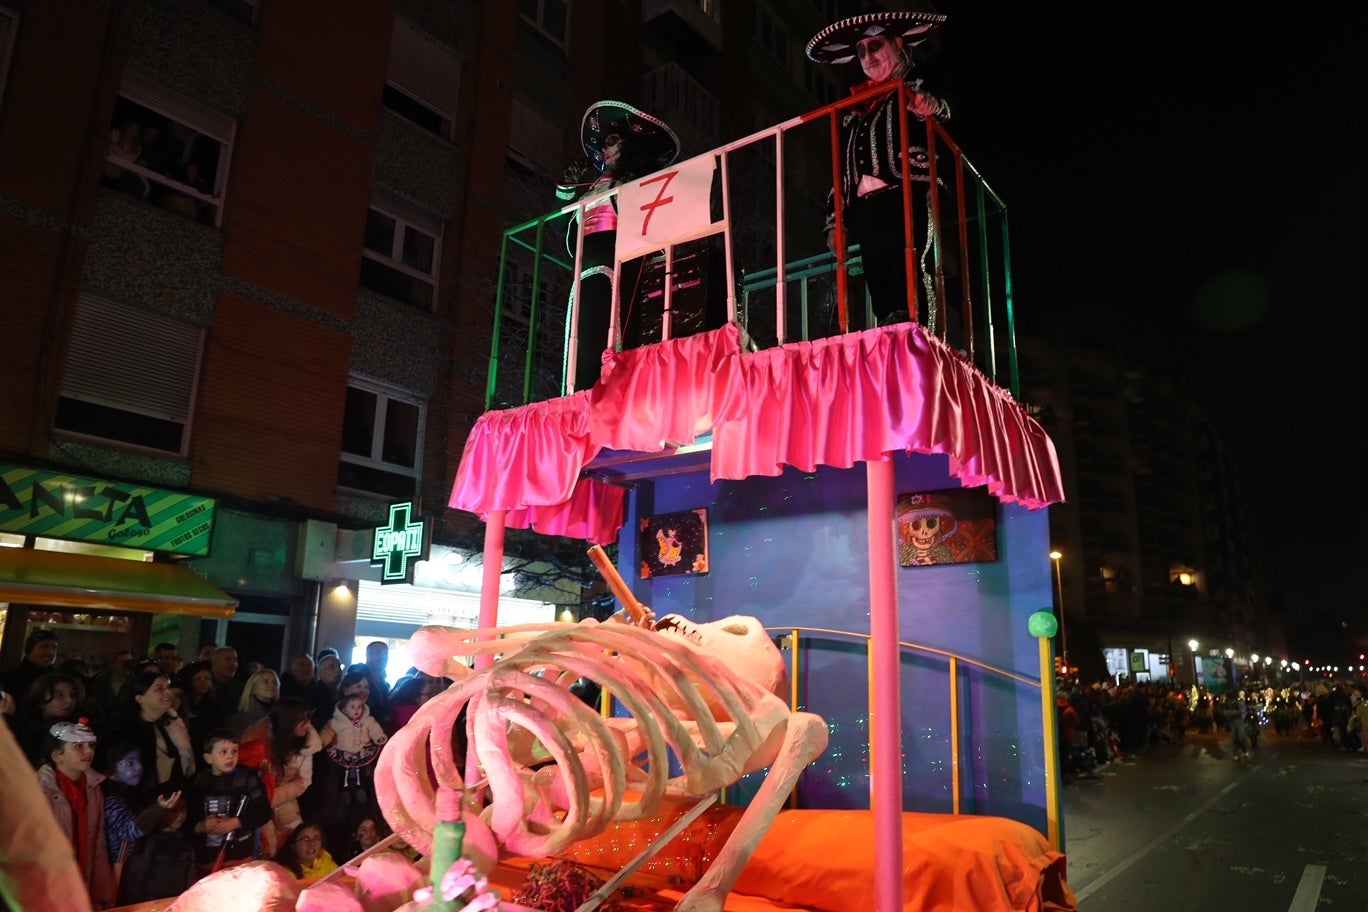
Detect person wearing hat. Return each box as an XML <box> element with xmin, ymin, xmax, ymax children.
<box><xmin>555</xmin><ymin>99</ymin><xmax>681</xmax><ymax>390</ymax></box>
<box><xmin>37</xmin><ymin>718</ymin><xmax>116</xmax><ymax>907</ymax></box>
<box><xmin>896</xmin><ymin>492</ymin><xmax>957</xmax><ymax>565</ymax></box>
<box><xmin>0</xmin><ymin>715</ymin><xmax>96</xmax><ymax>911</ymax></box>
<box><xmin>807</xmin><ymin>8</ymin><xmax>951</xmax><ymax>330</ymax></box>
<box><xmin>1</xmin><ymin>626</ymin><xmax>60</xmax><ymax>702</ymax></box>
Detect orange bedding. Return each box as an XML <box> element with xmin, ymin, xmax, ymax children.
<box><xmin>109</xmin><ymin>807</ymin><xmax>1076</xmax><ymax>912</ymax></box>
<box><xmin>538</xmin><ymin>805</ymin><xmax>1076</xmax><ymax>912</ymax></box>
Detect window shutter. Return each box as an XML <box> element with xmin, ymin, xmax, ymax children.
<box><xmin>388</xmin><ymin>21</ymin><xmax>461</xmax><ymax>120</ymax></box>
<box><xmin>508</xmin><ymin>99</ymin><xmax>562</xmax><ymax>176</ymax></box>
<box><xmin>371</xmin><ymin>191</ymin><xmax>442</xmax><ymax>237</ymax></box>
<box><xmin>61</xmin><ymin>295</ymin><xmax>203</xmax><ymax>423</ymax></box>
<box><xmin>118</xmin><ymin>69</ymin><xmax>236</xmax><ymax>143</ymax></box>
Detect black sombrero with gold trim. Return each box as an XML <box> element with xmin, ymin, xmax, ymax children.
<box><xmin>580</xmin><ymin>100</ymin><xmax>681</xmax><ymax>172</ymax></box>
<box><xmin>806</xmin><ymin>10</ymin><xmax>947</xmax><ymax>65</ymax></box>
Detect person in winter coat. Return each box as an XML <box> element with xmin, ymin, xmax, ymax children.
<box><xmin>323</xmin><ymin>693</ymin><xmax>387</xmax><ymax>807</ymax></box>
<box><xmin>97</xmin><ymin>733</ymin><xmax>188</xmax><ymax>903</ymax></box>
<box><xmin>263</xmin><ymin>696</ymin><xmax>322</xmax><ymax>846</ymax></box>
<box><xmin>109</xmin><ymin>671</ymin><xmax>196</xmax><ymax>809</ymax></box>
<box><xmin>0</xmin><ymin>710</ymin><xmax>95</xmax><ymax>912</ymax></box>
<box><xmin>185</xmin><ymin>729</ymin><xmax>273</xmax><ymax>876</ymax></box>
<box><xmin>37</xmin><ymin>719</ymin><xmax>116</xmax><ymax>908</ymax></box>
<box><xmin>115</xmin><ymin>793</ymin><xmax>193</xmax><ymax>903</ymax></box>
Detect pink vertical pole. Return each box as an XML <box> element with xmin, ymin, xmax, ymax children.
<box><xmin>866</xmin><ymin>457</ymin><xmax>903</xmax><ymax>911</ymax></box>
<box><xmin>477</xmin><ymin>510</ymin><xmax>506</xmax><ymax>670</ymax></box>
<box><xmin>467</xmin><ymin>509</ymin><xmax>508</xmax><ymax>792</ymax></box>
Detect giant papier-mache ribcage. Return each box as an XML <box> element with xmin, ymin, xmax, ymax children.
<box><xmin>375</xmin><ymin>619</ymin><xmax>828</xmax><ymax>911</ymax></box>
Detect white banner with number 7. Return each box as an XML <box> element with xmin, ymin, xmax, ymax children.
<box><xmin>614</xmin><ymin>153</ymin><xmax>717</xmax><ymax>261</ymax></box>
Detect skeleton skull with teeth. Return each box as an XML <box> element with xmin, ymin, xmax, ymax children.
<box><xmin>898</xmin><ymin>495</ymin><xmax>957</xmax><ymax>565</ymax></box>
<box><xmin>908</xmin><ymin>515</ymin><xmax>944</xmax><ymax>553</ymax></box>
<box><xmin>652</xmin><ymin>614</ymin><xmax>787</xmax><ymax>702</ymax></box>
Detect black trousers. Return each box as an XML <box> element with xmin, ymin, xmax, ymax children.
<box><xmin>846</xmin><ymin>188</ymin><xmax>924</xmax><ymax>329</ymax></box>
<box><xmin>572</xmin><ymin>231</ymin><xmax>646</xmax><ymax>390</ymax></box>
<box><xmin>845</xmin><ymin>186</ymin><xmax>961</xmax><ymax>335</ymax></box>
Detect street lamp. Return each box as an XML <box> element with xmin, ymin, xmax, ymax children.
<box><xmin>1188</xmin><ymin>639</ymin><xmax>1199</xmax><ymax>687</ymax></box>
<box><xmin>1049</xmin><ymin>550</ymin><xmax>1067</xmax><ymax>664</ymax></box>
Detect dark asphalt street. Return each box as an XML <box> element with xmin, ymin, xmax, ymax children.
<box><xmin>1062</xmin><ymin>729</ymin><xmax>1368</xmax><ymax>911</ymax></box>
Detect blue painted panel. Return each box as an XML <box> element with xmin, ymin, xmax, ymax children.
<box><xmin>617</xmin><ymin>451</ymin><xmax>1054</xmax><ymax>834</ymax></box>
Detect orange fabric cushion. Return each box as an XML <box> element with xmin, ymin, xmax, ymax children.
<box><xmin>733</xmin><ymin>810</ymin><xmax>1074</xmax><ymax>912</ymax></box>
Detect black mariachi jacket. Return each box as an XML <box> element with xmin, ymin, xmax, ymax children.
<box><xmin>823</xmin><ymin>76</ymin><xmax>950</xmax><ymax>234</ymax></box>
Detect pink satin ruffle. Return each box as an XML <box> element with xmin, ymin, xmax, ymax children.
<box><xmin>450</xmin><ymin>324</ymin><xmax>1063</xmax><ymax>544</ymax></box>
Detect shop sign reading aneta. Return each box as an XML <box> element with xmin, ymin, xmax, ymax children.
<box><xmin>0</xmin><ymin>463</ymin><xmax>217</xmax><ymax>557</ymax></box>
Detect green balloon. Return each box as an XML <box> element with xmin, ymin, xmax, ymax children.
<box><xmin>1028</xmin><ymin>610</ymin><xmax>1058</xmax><ymax>638</ymax></box>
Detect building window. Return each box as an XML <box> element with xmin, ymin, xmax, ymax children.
<box><xmin>520</xmin><ymin>0</ymin><xmax>570</xmax><ymax>48</ymax></box>
<box><xmin>507</xmin><ymin>99</ymin><xmax>563</xmax><ymax>179</ymax></box>
<box><xmin>101</xmin><ymin>70</ymin><xmax>236</xmax><ymax>227</ymax></box>
<box><xmin>0</xmin><ymin>7</ymin><xmax>18</xmax><ymax>107</ymax></box>
<box><xmin>383</xmin><ymin>20</ymin><xmax>460</xmax><ymax>140</ymax></box>
<box><xmin>54</xmin><ymin>295</ymin><xmax>204</xmax><ymax>455</ymax></box>
<box><xmin>696</xmin><ymin>0</ymin><xmax>723</xmax><ymax>24</ymax></box>
<box><xmin>503</xmin><ymin>258</ymin><xmax>567</xmax><ymax>326</ymax></box>
<box><xmin>748</xmin><ymin>3</ymin><xmax>790</xmax><ymax>68</ymax></box>
<box><xmin>338</xmin><ymin>378</ymin><xmax>426</xmax><ymax>499</ymax></box>
<box><xmin>202</xmin><ymin>0</ymin><xmax>257</xmax><ymax>26</ymax></box>
<box><xmin>361</xmin><ymin>195</ymin><xmax>441</xmax><ymax>310</ymax></box>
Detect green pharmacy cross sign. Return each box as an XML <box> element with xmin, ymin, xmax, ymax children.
<box><xmin>372</xmin><ymin>501</ymin><xmax>430</xmax><ymax>584</ymax></box>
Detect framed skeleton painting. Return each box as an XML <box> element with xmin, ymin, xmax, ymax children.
<box><xmin>639</xmin><ymin>507</ymin><xmax>710</xmax><ymax>578</ymax></box>
<box><xmin>896</xmin><ymin>489</ymin><xmax>998</xmax><ymax>567</ymax></box>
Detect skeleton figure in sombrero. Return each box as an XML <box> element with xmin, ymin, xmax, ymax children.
<box><xmin>555</xmin><ymin>100</ymin><xmax>680</xmax><ymax>391</ymax></box>
<box><xmin>808</xmin><ymin>6</ymin><xmax>953</xmax><ymax>331</ymax></box>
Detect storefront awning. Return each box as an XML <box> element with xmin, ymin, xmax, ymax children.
<box><xmin>0</xmin><ymin>548</ymin><xmax>237</xmax><ymax>617</ymax></box>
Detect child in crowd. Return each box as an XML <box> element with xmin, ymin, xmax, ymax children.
<box><xmin>185</xmin><ymin>728</ymin><xmax>273</xmax><ymax>878</ymax></box>
<box><xmin>282</xmin><ymin>822</ymin><xmax>338</xmax><ymax>880</ymax></box>
<box><xmin>98</xmin><ymin>735</ymin><xmax>191</xmax><ymax>904</ymax></box>
<box><xmin>325</xmin><ymin>694</ymin><xmax>388</xmax><ymax>807</ymax></box>
<box><xmin>37</xmin><ymin>719</ymin><xmax>116</xmax><ymax>907</ymax></box>
<box><xmin>117</xmin><ymin>792</ymin><xmax>194</xmax><ymax>903</ymax></box>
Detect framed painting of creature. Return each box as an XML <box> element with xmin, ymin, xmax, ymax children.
<box><xmin>639</xmin><ymin>507</ymin><xmax>710</xmax><ymax>578</ymax></box>
<box><xmin>896</xmin><ymin>488</ymin><xmax>998</xmax><ymax>567</ymax></box>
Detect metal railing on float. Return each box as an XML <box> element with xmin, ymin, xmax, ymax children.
<box><xmin>771</xmin><ymin>625</ymin><xmax>1059</xmax><ymax>849</ymax></box>
<box><xmin>487</xmin><ymin>81</ymin><xmax>1021</xmax><ymax>410</ymax></box>
<box><xmin>594</xmin><ymin>624</ymin><xmax>1062</xmax><ymax>850</ymax></box>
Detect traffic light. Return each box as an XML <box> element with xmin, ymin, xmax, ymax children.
<box><xmin>1054</xmin><ymin>655</ymin><xmax>1065</xmax><ymax>676</ymax></box>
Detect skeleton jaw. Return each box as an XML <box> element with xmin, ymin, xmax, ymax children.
<box><xmin>654</xmin><ymin>614</ymin><xmax>705</xmax><ymax>646</ymax></box>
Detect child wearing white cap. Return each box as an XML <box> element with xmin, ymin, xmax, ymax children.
<box><xmin>37</xmin><ymin>719</ymin><xmax>115</xmax><ymax>907</ymax></box>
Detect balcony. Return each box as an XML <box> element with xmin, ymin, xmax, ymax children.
<box><xmin>485</xmin><ymin>84</ymin><xmax>1021</xmax><ymax>410</ymax></box>
<box><xmin>641</xmin><ymin>0</ymin><xmax>723</xmax><ymax>53</ymax></box>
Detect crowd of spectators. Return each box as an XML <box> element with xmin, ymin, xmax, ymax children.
<box><xmin>0</xmin><ymin>629</ymin><xmax>452</xmax><ymax>907</ymax></box>
<box><xmin>1054</xmin><ymin>675</ymin><xmax>1368</xmax><ymax>782</ymax></box>
<box><xmin>101</xmin><ymin>111</ymin><xmax>219</xmax><ymax>225</ymax></box>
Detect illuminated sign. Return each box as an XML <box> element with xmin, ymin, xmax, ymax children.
<box><xmin>0</xmin><ymin>464</ymin><xmax>217</xmax><ymax>557</ymax></box>
<box><xmin>372</xmin><ymin>501</ymin><xmax>429</xmax><ymax>584</ymax></box>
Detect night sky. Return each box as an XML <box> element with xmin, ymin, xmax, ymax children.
<box><xmin>880</xmin><ymin>3</ymin><xmax>1368</xmax><ymax>659</ymax></box>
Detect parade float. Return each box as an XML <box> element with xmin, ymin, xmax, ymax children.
<box><xmin>91</xmin><ymin>14</ymin><xmax>1078</xmax><ymax>912</ymax></box>
<box><xmin>362</xmin><ymin>58</ymin><xmax>1074</xmax><ymax>912</ymax></box>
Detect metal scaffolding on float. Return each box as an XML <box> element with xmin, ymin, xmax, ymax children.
<box><xmin>486</xmin><ymin>81</ymin><xmax>1019</xmax><ymax>411</ymax></box>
